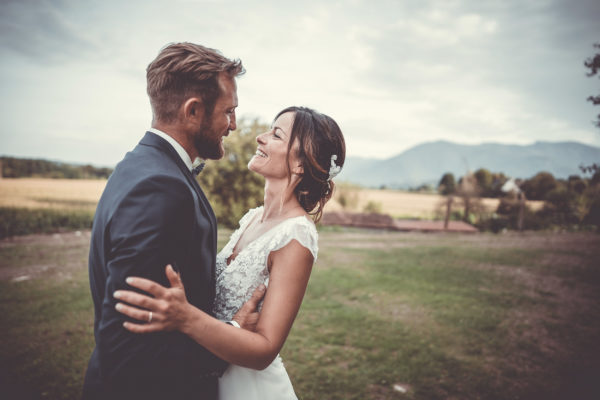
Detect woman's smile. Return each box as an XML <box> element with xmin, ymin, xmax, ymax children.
<box><xmin>255</xmin><ymin>148</ymin><xmax>268</xmax><ymax>158</ymax></box>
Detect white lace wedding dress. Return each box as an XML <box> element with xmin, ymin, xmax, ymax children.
<box><xmin>213</xmin><ymin>206</ymin><xmax>318</xmax><ymax>400</ymax></box>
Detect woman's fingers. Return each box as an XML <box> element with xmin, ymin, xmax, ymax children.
<box><xmin>113</xmin><ymin>289</ymin><xmax>159</xmax><ymax>310</ymax></box>
<box><xmin>124</xmin><ymin>276</ymin><xmax>167</xmax><ymax>297</ymax></box>
<box><xmin>115</xmin><ymin>302</ymin><xmax>156</xmax><ymax>323</ymax></box>
<box><xmin>113</xmin><ymin>267</ymin><xmax>191</xmax><ymax>334</ymax></box>
<box><xmin>165</xmin><ymin>264</ymin><xmax>184</xmax><ymax>289</ymax></box>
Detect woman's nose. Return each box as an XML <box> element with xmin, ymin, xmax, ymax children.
<box><xmin>256</xmin><ymin>133</ymin><xmax>267</xmax><ymax>144</ymax></box>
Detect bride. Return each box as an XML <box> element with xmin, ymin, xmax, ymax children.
<box><xmin>113</xmin><ymin>106</ymin><xmax>345</xmax><ymax>399</ymax></box>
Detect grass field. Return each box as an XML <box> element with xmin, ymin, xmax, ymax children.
<box><xmin>1</xmin><ymin>228</ymin><xmax>599</xmax><ymax>399</ymax></box>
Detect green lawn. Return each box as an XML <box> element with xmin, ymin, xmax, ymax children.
<box><xmin>1</xmin><ymin>229</ymin><xmax>599</xmax><ymax>399</ymax></box>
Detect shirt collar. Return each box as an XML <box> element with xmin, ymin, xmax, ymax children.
<box><xmin>148</xmin><ymin>128</ymin><xmax>204</xmax><ymax>172</ymax></box>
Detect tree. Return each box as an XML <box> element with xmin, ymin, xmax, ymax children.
<box><xmin>585</xmin><ymin>42</ymin><xmax>600</xmax><ymax>128</ymax></box>
<box><xmin>474</xmin><ymin>168</ymin><xmax>493</xmax><ymax>197</ymax></box>
<box><xmin>568</xmin><ymin>175</ymin><xmax>587</xmax><ymax>195</ymax></box>
<box><xmin>437</xmin><ymin>172</ymin><xmax>456</xmax><ymax>195</ymax></box>
<box><xmin>437</xmin><ymin>172</ymin><xmax>457</xmax><ymax>228</ymax></box>
<box><xmin>198</xmin><ymin>118</ymin><xmax>266</xmax><ymax>228</ymax></box>
<box><xmin>456</xmin><ymin>172</ymin><xmax>482</xmax><ymax>223</ymax></box>
<box><xmin>520</xmin><ymin>172</ymin><xmax>558</xmax><ymax>200</ymax></box>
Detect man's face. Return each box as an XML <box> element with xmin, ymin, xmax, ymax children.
<box><xmin>194</xmin><ymin>73</ymin><xmax>238</xmax><ymax>160</ymax></box>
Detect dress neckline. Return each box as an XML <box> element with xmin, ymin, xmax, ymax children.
<box><xmin>226</xmin><ymin>207</ymin><xmax>312</xmax><ymax>266</ymax></box>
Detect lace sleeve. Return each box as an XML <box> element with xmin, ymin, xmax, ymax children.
<box><xmin>268</xmin><ymin>216</ymin><xmax>319</xmax><ymax>261</ymax></box>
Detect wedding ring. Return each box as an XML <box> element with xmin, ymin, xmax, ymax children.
<box><xmin>148</xmin><ymin>311</ymin><xmax>153</xmax><ymax>323</ymax></box>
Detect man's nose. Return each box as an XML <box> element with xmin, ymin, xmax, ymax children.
<box><xmin>229</xmin><ymin>113</ymin><xmax>237</xmax><ymax>131</ymax></box>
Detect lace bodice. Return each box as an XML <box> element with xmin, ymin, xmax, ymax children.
<box><xmin>213</xmin><ymin>206</ymin><xmax>318</xmax><ymax>320</ymax></box>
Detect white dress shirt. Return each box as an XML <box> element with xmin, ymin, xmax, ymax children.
<box><xmin>148</xmin><ymin>128</ymin><xmax>204</xmax><ymax>172</ymax></box>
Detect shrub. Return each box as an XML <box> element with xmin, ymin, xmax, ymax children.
<box><xmin>0</xmin><ymin>207</ymin><xmax>94</xmax><ymax>239</ymax></box>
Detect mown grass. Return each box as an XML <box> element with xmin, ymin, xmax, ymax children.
<box><xmin>1</xmin><ymin>229</ymin><xmax>599</xmax><ymax>399</ymax></box>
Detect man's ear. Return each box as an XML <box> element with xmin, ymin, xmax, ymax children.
<box><xmin>183</xmin><ymin>97</ymin><xmax>204</xmax><ymax>122</ymax></box>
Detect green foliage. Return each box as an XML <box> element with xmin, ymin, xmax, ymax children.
<box><xmin>475</xmin><ymin>171</ymin><xmax>600</xmax><ymax>232</ymax></box>
<box><xmin>568</xmin><ymin>174</ymin><xmax>587</xmax><ymax>194</ymax></box>
<box><xmin>438</xmin><ymin>170</ymin><xmax>508</xmax><ymax>199</ymax></box>
<box><xmin>539</xmin><ymin>187</ymin><xmax>580</xmax><ymax>225</ymax></box>
<box><xmin>473</xmin><ymin>168</ymin><xmax>508</xmax><ymax>197</ymax></box>
<box><xmin>0</xmin><ymin>157</ymin><xmax>112</xmax><ymax>179</ymax></box>
<box><xmin>585</xmin><ymin>42</ymin><xmax>600</xmax><ymax>128</ymax></box>
<box><xmin>410</xmin><ymin>183</ymin><xmax>435</xmax><ymax>193</ymax></box>
<box><xmin>437</xmin><ymin>172</ymin><xmax>456</xmax><ymax>195</ymax></box>
<box><xmin>473</xmin><ymin>168</ymin><xmax>493</xmax><ymax>194</ymax></box>
<box><xmin>520</xmin><ymin>171</ymin><xmax>558</xmax><ymax>200</ymax></box>
<box><xmin>198</xmin><ymin>119</ymin><xmax>266</xmax><ymax>228</ymax></box>
<box><xmin>479</xmin><ymin>196</ymin><xmax>548</xmax><ymax>232</ymax></box>
<box><xmin>0</xmin><ymin>207</ymin><xmax>94</xmax><ymax>239</ymax></box>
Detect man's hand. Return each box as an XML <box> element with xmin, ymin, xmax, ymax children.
<box><xmin>232</xmin><ymin>284</ymin><xmax>266</xmax><ymax>331</ymax></box>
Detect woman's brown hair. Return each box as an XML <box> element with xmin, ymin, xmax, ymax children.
<box><xmin>275</xmin><ymin>106</ymin><xmax>346</xmax><ymax>223</ymax></box>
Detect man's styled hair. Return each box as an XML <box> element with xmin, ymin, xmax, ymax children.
<box><xmin>146</xmin><ymin>42</ymin><xmax>244</xmax><ymax>123</ymax></box>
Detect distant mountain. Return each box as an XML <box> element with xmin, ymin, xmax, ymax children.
<box><xmin>337</xmin><ymin>141</ymin><xmax>600</xmax><ymax>188</ymax></box>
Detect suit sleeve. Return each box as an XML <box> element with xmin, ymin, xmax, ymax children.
<box><xmin>97</xmin><ymin>174</ymin><xmax>227</xmax><ymax>386</ymax></box>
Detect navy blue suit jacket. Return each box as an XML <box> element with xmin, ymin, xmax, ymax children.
<box><xmin>83</xmin><ymin>132</ymin><xmax>227</xmax><ymax>400</ymax></box>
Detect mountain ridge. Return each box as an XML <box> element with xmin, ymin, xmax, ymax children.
<box><xmin>338</xmin><ymin>140</ymin><xmax>600</xmax><ymax>188</ymax></box>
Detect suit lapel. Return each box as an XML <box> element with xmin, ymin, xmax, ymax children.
<box><xmin>139</xmin><ymin>131</ymin><xmax>218</xmax><ymax>240</ymax></box>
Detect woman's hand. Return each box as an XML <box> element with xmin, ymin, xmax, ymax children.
<box><xmin>114</xmin><ymin>264</ymin><xmax>193</xmax><ymax>333</ymax></box>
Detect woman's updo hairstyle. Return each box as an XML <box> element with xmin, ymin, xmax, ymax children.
<box><xmin>275</xmin><ymin>106</ymin><xmax>346</xmax><ymax>223</ymax></box>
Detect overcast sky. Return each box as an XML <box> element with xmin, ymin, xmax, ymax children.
<box><xmin>1</xmin><ymin>0</ymin><xmax>599</xmax><ymax>166</ymax></box>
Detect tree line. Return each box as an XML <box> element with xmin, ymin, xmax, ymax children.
<box><xmin>437</xmin><ymin>168</ymin><xmax>600</xmax><ymax>231</ymax></box>
<box><xmin>0</xmin><ymin>157</ymin><xmax>112</xmax><ymax>179</ymax></box>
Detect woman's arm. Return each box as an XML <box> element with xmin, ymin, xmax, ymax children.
<box><xmin>114</xmin><ymin>239</ymin><xmax>314</xmax><ymax>370</ymax></box>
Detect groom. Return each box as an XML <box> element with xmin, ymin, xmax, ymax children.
<box><xmin>83</xmin><ymin>43</ymin><xmax>260</xmax><ymax>399</ymax></box>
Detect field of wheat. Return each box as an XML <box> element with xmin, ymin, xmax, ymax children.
<box><xmin>328</xmin><ymin>187</ymin><xmax>543</xmax><ymax>219</ymax></box>
<box><xmin>0</xmin><ymin>178</ymin><xmax>106</xmax><ymax>211</ymax></box>
<box><xmin>0</xmin><ymin>178</ymin><xmax>544</xmax><ymax>220</ymax></box>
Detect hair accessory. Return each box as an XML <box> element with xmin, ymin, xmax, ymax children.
<box><xmin>328</xmin><ymin>154</ymin><xmax>342</xmax><ymax>181</ymax></box>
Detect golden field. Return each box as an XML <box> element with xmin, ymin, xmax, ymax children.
<box><xmin>0</xmin><ymin>178</ymin><xmax>543</xmax><ymax>218</ymax></box>
<box><xmin>327</xmin><ymin>186</ymin><xmax>544</xmax><ymax>218</ymax></box>
<box><xmin>0</xmin><ymin>178</ymin><xmax>106</xmax><ymax>211</ymax></box>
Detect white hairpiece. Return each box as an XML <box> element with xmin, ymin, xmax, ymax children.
<box><xmin>327</xmin><ymin>154</ymin><xmax>342</xmax><ymax>181</ymax></box>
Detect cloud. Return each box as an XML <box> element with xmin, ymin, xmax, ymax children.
<box><xmin>0</xmin><ymin>0</ymin><xmax>102</xmax><ymax>63</ymax></box>
<box><xmin>0</xmin><ymin>0</ymin><xmax>598</xmax><ymax>165</ymax></box>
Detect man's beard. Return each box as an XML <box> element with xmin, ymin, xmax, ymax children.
<box><xmin>194</xmin><ymin>114</ymin><xmax>226</xmax><ymax>160</ymax></box>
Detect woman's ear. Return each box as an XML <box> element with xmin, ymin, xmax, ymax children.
<box><xmin>292</xmin><ymin>163</ymin><xmax>304</xmax><ymax>176</ymax></box>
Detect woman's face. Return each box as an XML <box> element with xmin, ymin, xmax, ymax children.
<box><xmin>248</xmin><ymin>112</ymin><xmax>301</xmax><ymax>179</ymax></box>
